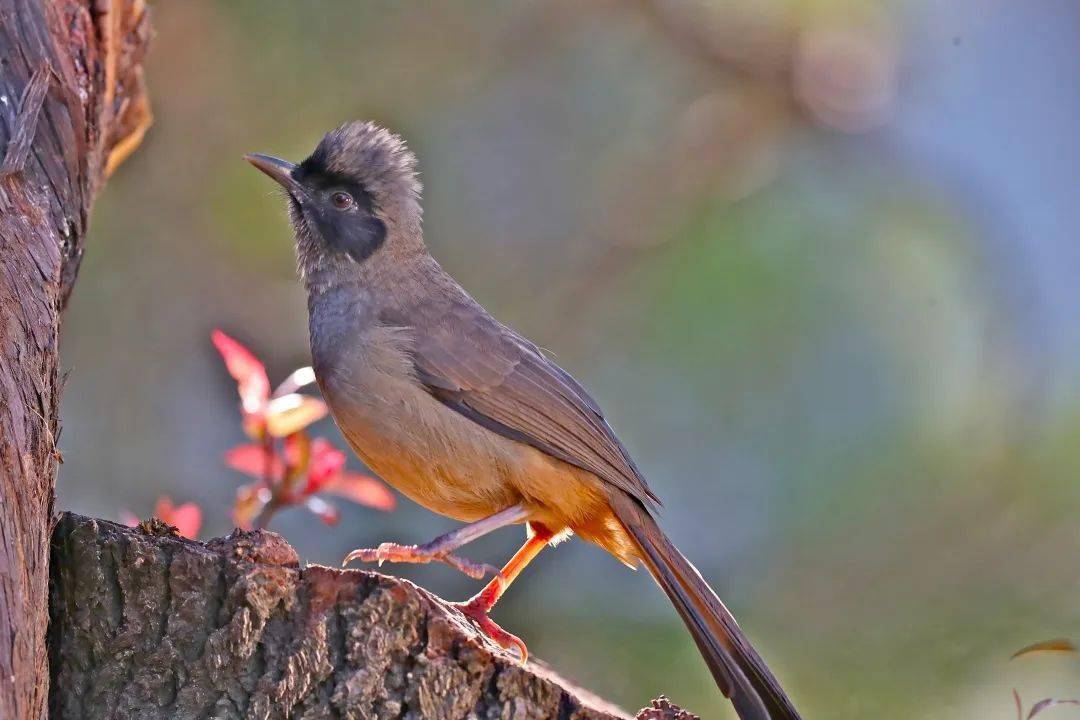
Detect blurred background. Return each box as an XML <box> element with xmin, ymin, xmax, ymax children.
<box><xmin>57</xmin><ymin>1</ymin><xmax>1080</xmax><ymax>717</ymax></box>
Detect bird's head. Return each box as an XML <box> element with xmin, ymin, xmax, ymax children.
<box><xmin>246</xmin><ymin>121</ymin><xmax>423</xmax><ymax>286</ymax></box>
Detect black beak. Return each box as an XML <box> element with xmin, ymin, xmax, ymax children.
<box><xmin>245</xmin><ymin>153</ymin><xmax>305</xmax><ymax>200</ymax></box>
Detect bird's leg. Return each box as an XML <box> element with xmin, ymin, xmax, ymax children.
<box><xmin>452</xmin><ymin>522</ymin><xmax>554</xmax><ymax>663</ymax></box>
<box><xmin>343</xmin><ymin>504</ymin><xmax>528</xmax><ymax>579</ymax></box>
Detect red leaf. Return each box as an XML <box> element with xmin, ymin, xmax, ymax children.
<box><xmin>305</xmin><ymin>437</ymin><xmax>346</xmax><ymax>494</ymax></box>
<box><xmin>304</xmin><ymin>496</ymin><xmax>340</xmax><ymax>525</ymax></box>
<box><xmin>156</xmin><ymin>496</ymin><xmax>202</xmax><ymax>539</ymax></box>
<box><xmin>319</xmin><ymin>472</ymin><xmax>396</xmax><ymax>511</ymax></box>
<box><xmin>212</xmin><ymin>330</ymin><xmax>271</xmax><ymax>419</ymax></box>
<box><xmin>225</xmin><ymin>443</ymin><xmax>285</xmax><ymax>481</ymax></box>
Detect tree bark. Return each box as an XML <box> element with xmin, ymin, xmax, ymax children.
<box><xmin>0</xmin><ymin>2</ymin><xmax>151</xmax><ymax>718</ymax></box>
<box><xmin>49</xmin><ymin>512</ymin><xmax>698</xmax><ymax>720</ymax></box>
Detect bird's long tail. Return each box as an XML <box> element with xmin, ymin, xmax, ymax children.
<box><xmin>609</xmin><ymin>491</ymin><xmax>801</xmax><ymax>720</ymax></box>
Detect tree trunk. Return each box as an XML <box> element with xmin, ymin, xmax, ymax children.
<box><xmin>49</xmin><ymin>512</ymin><xmax>698</xmax><ymax>720</ymax></box>
<box><xmin>0</xmin><ymin>1</ymin><xmax>151</xmax><ymax>718</ymax></box>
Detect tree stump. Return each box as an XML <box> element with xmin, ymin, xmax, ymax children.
<box><xmin>49</xmin><ymin>513</ymin><xmax>698</xmax><ymax>720</ymax></box>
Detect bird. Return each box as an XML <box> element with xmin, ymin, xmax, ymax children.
<box><xmin>246</xmin><ymin>121</ymin><xmax>801</xmax><ymax>720</ymax></box>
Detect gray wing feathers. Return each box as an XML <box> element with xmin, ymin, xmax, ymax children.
<box><xmin>393</xmin><ymin>296</ymin><xmax>659</xmax><ymax>508</ymax></box>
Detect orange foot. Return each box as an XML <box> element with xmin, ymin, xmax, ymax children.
<box><xmin>452</xmin><ymin>597</ymin><xmax>529</xmax><ymax>664</ymax></box>
<box><xmin>343</xmin><ymin>541</ymin><xmax>497</xmax><ymax>580</ymax></box>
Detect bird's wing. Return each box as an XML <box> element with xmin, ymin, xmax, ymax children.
<box><xmin>392</xmin><ymin>296</ymin><xmax>659</xmax><ymax>508</ymax></box>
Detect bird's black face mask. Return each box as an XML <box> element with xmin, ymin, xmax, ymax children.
<box><xmin>292</xmin><ymin>165</ymin><xmax>387</xmax><ymax>264</ymax></box>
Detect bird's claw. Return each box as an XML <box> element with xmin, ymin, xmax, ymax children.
<box><xmin>452</xmin><ymin>599</ymin><xmax>528</xmax><ymax>665</ymax></box>
<box><xmin>342</xmin><ymin>541</ymin><xmax>497</xmax><ymax>580</ymax></box>
<box><xmin>441</xmin><ymin>553</ymin><xmax>500</xmax><ymax>580</ymax></box>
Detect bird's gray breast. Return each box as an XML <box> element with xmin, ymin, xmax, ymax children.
<box><xmin>308</xmin><ymin>292</ymin><xmax>523</xmax><ymax>520</ymax></box>
<box><xmin>307</xmin><ymin>285</ymin><xmax>419</xmax><ymax>455</ymax></box>
<box><xmin>308</xmin><ymin>286</ymin><xmax>418</xmax><ymax>436</ymax></box>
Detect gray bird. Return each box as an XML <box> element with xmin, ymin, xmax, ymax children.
<box><xmin>246</xmin><ymin>121</ymin><xmax>801</xmax><ymax>720</ymax></box>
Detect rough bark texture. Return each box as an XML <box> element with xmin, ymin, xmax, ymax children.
<box><xmin>49</xmin><ymin>513</ymin><xmax>697</xmax><ymax>720</ymax></box>
<box><xmin>0</xmin><ymin>2</ymin><xmax>151</xmax><ymax>718</ymax></box>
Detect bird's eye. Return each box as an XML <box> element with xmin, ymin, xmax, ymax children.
<box><xmin>331</xmin><ymin>191</ymin><xmax>354</xmax><ymax>210</ymax></box>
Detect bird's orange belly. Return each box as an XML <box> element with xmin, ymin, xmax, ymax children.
<box><xmin>322</xmin><ymin>361</ymin><xmax>630</xmax><ymax>558</ymax></box>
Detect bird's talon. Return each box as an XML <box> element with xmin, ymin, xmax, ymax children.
<box><xmin>342</xmin><ymin>542</ymin><xmax>493</xmax><ymax>580</ymax></box>
<box><xmin>342</xmin><ymin>548</ymin><xmax>370</xmax><ymax>566</ymax></box>
<box><xmin>453</xmin><ymin>600</ymin><xmax>529</xmax><ymax>664</ymax></box>
<box><xmin>442</xmin><ymin>554</ymin><xmax>499</xmax><ymax>580</ymax></box>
